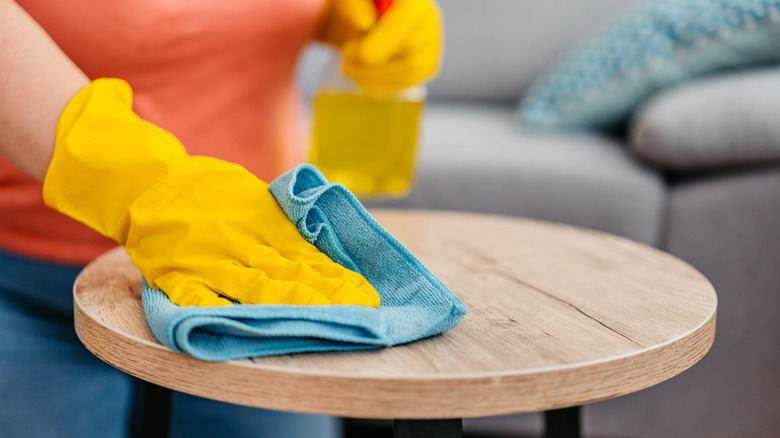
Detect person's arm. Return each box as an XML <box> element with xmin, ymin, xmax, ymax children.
<box><xmin>0</xmin><ymin>1</ymin><xmax>380</xmax><ymax>308</ymax></box>
<box><xmin>0</xmin><ymin>0</ymin><xmax>89</xmax><ymax>181</ymax></box>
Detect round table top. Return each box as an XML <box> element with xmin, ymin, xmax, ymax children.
<box><xmin>74</xmin><ymin>210</ymin><xmax>717</xmax><ymax>419</ymax></box>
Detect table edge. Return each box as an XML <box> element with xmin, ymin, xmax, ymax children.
<box><xmin>74</xmin><ymin>287</ymin><xmax>716</xmax><ymax>418</ymax></box>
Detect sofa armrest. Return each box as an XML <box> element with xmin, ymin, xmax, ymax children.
<box><xmin>630</xmin><ymin>67</ymin><xmax>780</xmax><ymax>172</ymax></box>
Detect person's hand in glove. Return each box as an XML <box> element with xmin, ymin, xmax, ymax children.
<box><xmin>316</xmin><ymin>0</ymin><xmax>443</xmax><ymax>93</ymax></box>
<box><xmin>44</xmin><ymin>78</ymin><xmax>380</xmax><ymax>308</ymax></box>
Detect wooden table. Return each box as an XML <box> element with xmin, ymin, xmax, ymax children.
<box><xmin>74</xmin><ymin>210</ymin><xmax>717</xmax><ymax>438</ymax></box>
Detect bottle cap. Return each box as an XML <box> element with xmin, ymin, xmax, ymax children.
<box><xmin>373</xmin><ymin>0</ymin><xmax>393</xmax><ymax>18</ymax></box>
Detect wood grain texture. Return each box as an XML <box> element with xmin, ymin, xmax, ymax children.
<box><xmin>74</xmin><ymin>210</ymin><xmax>717</xmax><ymax>419</ymax></box>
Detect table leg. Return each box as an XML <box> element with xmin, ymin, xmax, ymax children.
<box><xmin>138</xmin><ymin>382</ymin><xmax>172</xmax><ymax>438</ymax></box>
<box><xmin>393</xmin><ymin>419</ymin><xmax>463</xmax><ymax>438</ymax></box>
<box><xmin>544</xmin><ymin>406</ymin><xmax>581</xmax><ymax>438</ymax></box>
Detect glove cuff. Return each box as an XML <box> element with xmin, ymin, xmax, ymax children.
<box><xmin>43</xmin><ymin>78</ymin><xmax>191</xmax><ymax>243</ymax></box>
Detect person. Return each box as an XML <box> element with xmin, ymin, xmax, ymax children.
<box><xmin>0</xmin><ymin>0</ymin><xmax>442</xmax><ymax>436</ymax></box>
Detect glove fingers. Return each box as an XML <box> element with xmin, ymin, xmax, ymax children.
<box><xmin>317</xmin><ymin>0</ymin><xmax>377</xmax><ymax>47</ymax></box>
<box><xmin>266</xmin><ymin>240</ymin><xmax>381</xmax><ymax>308</ymax></box>
<box><xmin>204</xmin><ymin>260</ymin><xmax>334</xmax><ymax>306</ymax></box>
<box><xmin>293</xmin><ymin>250</ymin><xmax>381</xmax><ymax>307</ymax></box>
<box><xmin>343</xmin><ymin>10</ymin><xmax>440</xmax><ymax>92</ymax></box>
<box><xmin>333</xmin><ymin>0</ymin><xmax>376</xmax><ymax>31</ymax></box>
<box><xmin>357</xmin><ymin>0</ymin><xmax>440</xmax><ymax>66</ymax></box>
<box><xmin>344</xmin><ymin>40</ymin><xmax>439</xmax><ymax>93</ymax></box>
<box><xmin>243</xmin><ymin>247</ymin><xmax>380</xmax><ymax>307</ymax></box>
<box><xmin>152</xmin><ymin>271</ymin><xmax>234</xmax><ymax>307</ymax></box>
<box><xmin>326</xmin><ymin>278</ymin><xmax>381</xmax><ymax>307</ymax></box>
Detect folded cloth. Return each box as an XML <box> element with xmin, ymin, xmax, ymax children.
<box><xmin>141</xmin><ymin>164</ymin><xmax>468</xmax><ymax>361</ymax></box>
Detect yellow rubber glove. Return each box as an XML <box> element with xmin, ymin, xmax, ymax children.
<box><xmin>44</xmin><ymin>78</ymin><xmax>380</xmax><ymax>308</ymax></box>
<box><xmin>316</xmin><ymin>0</ymin><xmax>443</xmax><ymax>93</ymax></box>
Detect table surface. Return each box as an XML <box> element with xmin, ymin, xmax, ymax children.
<box><xmin>74</xmin><ymin>210</ymin><xmax>717</xmax><ymax>420</ymax></box>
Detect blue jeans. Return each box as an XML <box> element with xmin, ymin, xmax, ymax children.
<box><xmin>0</xmin><ymin>249</ymin><xmax>340</xmax><ymax>438</ymax></box>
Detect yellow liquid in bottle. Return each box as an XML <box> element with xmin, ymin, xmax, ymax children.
<box><xmin>308</xmin><ymin>91</ymin><xmax>423</xmax><ymax>199</ymax></box>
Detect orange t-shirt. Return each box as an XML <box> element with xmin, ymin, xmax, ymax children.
<box><xmin>0</xmin><ymin>0</ymin><xmax>325</xmax><ymax>265</ymax></box>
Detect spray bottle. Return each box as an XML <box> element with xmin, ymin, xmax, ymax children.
<box><xmin>307</xmin><ymin>0</ymin><xmax>425</xmax><ymax>199</ymax></box>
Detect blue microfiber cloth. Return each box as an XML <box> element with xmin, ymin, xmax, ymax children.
<box><xmin>141</xmin><ymin>164</ymin><xmax>468</xmax><ymax>361</ymax></box>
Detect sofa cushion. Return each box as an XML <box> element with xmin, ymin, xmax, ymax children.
<box><xmin>631</xmin><ymin>66</ymin><xmax>780</xmax><ymax>171</ymax></box>
<box><xmin>517</xmin><ymin>0</ymin><xmax>780</xmax><ymax>130</ymax></box>
<box><xmin>366</xmin><ymin>102</ymin><xmax>667</xmax><ymax>246</ymax></box>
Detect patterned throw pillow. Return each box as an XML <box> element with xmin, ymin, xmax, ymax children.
<box><xmin>517</xmin><ymin>0</ymin><xmax>780</xmax><ymax>130</ymax></box>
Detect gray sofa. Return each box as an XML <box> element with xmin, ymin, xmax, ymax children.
<box><xmin>298</xmin><ymin>1</ymin><xmax>780</xmax><ymax>436</ymax></box>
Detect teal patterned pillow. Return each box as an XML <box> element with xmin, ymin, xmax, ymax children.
<box><xmin>518</xmin><ymin>0</ymin><xmax>780</xmax><ymax>130</ymax></box>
